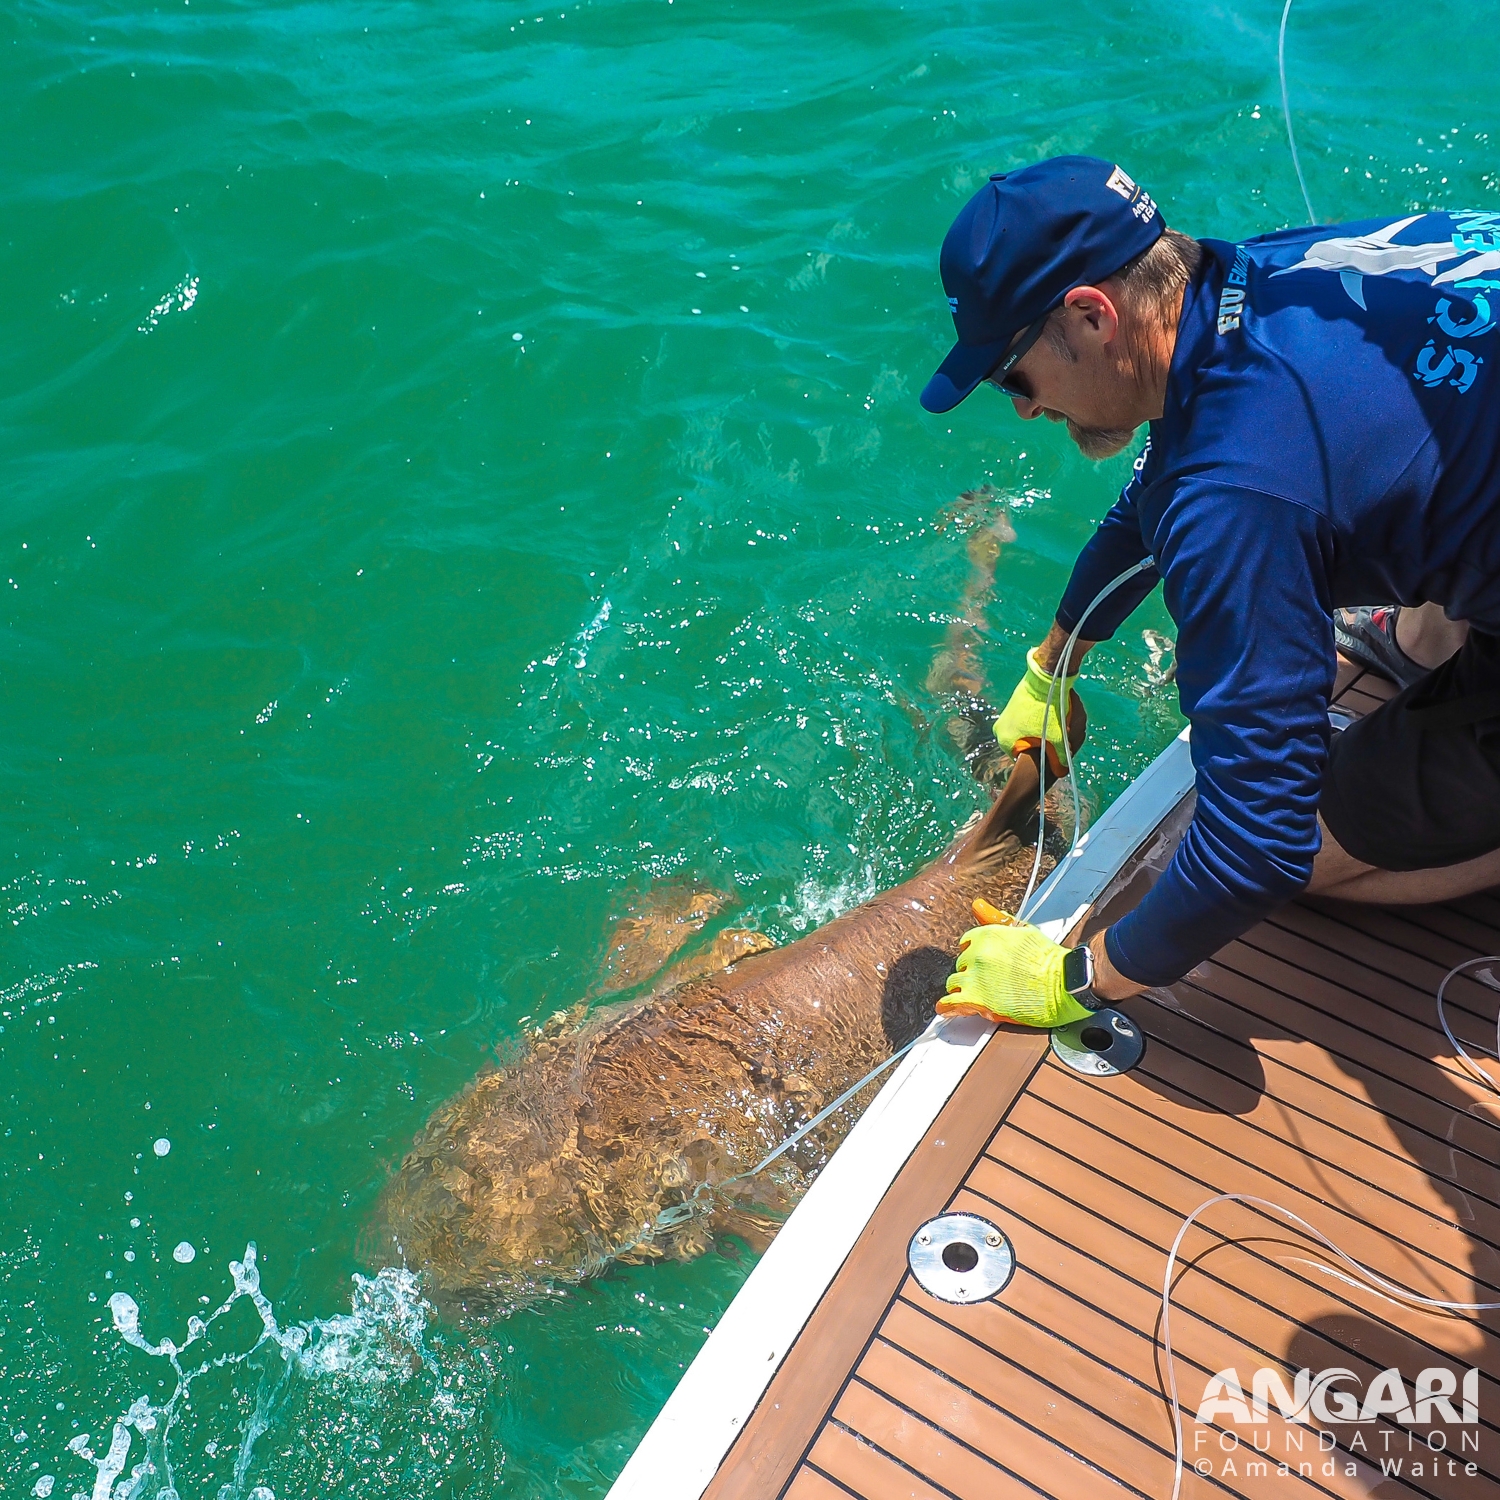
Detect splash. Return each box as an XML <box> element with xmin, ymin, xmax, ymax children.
<box><xmin>137</xmin><ymin>277</ymin><xmax>200</xmax><ymax>334</ymax></box>
<box><xmin>67</xmin><ymin>1245</ymin><xmax>441</xmax><ymax>1500</ymax></box>
<box><xmin>570</xmin><ymin>597</ymin><xmax>612</xmax><ymax>670</ymax></box>
<box><xmin>777</xmin><ymin>861</ymin><xmax>881</xmax><ymax>935</ymax></box>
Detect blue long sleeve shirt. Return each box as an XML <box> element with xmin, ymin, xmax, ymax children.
<box><xmin>1055</xmin><ymin>211</ymin><xmax>1500</xmax><ymax>985</ymax></box>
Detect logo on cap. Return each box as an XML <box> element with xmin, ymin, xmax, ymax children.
<box><xmin>1105</xmin><ymin>165</ymin><xmax>1158</xmax><ymax>226</ymax></box>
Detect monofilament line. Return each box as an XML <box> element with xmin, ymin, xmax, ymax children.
<box><xmin>1165</xmin><ymin>963</ymin><xmax>1500</xmax><ymax>1499</ymax></box>
<box><xmin>1163</xmin><ymin>1192</ymin><xmax>1500</xmax><ymax>1500</ymax></box>
<box><xmin>1278</xmin><ymin>0</ymin><xmax>1317</xmax><ymax>224</ymax></box>
<box><xmin>1435</xmin><ymin>954</ymin><xmax>1500</xmax><ymax>1092</ymax></box>
<box><xmin>651</xmin><ymin>1018</ymin><xmax>943</xmax><ymax>1233</ymax></box>
<box><xmin>1019</xmin><ymin>560</ymin><xmax>1153</xmax><ymax>921</ymax></box>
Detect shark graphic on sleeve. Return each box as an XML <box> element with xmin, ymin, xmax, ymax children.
<box><xmin>1271</xmin><ymin>215</ymin><xmax>1461</xmax><ymax>308</ymax></box>
<box><xmin>1267</xmin><ymin>213</ymin><xmax>1498</xmax><ymax>394</ymax></box>
<box><xmin>1270</xmin><ymin>213</ymin><xmax>1500</xmax><ymax>309</ymax></box>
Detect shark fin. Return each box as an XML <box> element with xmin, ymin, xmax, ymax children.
<box><xmin>1368</xmin><ymin>213</ymin><xmax>1424</xmax><ymax>244</ymax></box>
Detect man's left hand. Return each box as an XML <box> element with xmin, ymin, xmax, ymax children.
<box><xmin>937</xmin><ymin>902</ymin><xmax>1146</xmax><ymax>1028</ymax></box>
<box><xmin>937</xmin><ymin>918</ymin><xmax>1091</xmax><ymax>1029</ymax></box>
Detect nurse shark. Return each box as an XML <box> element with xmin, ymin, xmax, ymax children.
<box><xmin>368</xmin><ymin>503</ymin><xmax>1090</xmax><ymax>1316</ymax></box>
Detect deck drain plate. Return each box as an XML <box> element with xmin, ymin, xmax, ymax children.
<box><xmin>907</xmin><ymin>1213</ymin><xmax>1015</xmax><ymax>1304</ymax></box>
<box><xmin>1050</xmin><ymin>1007</ymin><xmax>1144</xmax><ymax>1077</ymax></box>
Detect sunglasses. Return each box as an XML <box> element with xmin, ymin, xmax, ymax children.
<box><xmin>984</xmin><ymin>314</ymin><xmax>1049</xmax><ymax>399</ymax></box>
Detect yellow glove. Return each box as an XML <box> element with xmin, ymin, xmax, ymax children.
<box><xmin>993</xmin><ymin>647</ymin><xmax>1079</xmax><ymax>776</ymax></box>
<box><xmin>937</xmin><ymin>908</ymin><xmax>1092</xmax><ymax>1029</ymax></box>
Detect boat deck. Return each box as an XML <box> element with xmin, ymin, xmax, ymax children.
<box><xmin>703</xmin><ymin>663</ymin><xmax>1500</xmax><ymax>1500</ymax></box>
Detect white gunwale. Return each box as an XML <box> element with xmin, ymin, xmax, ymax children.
<box><xmin>606</xmin><ymin>727</ymin><xmax>1194</xmax><ymax>1500</ymax></box>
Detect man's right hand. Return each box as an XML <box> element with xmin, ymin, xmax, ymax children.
<box><xmin>993</xmin><ymin>647</ymin><xmax>1082</xmax><ymax>775</ymax></box>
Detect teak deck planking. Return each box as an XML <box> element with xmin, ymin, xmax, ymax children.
<box><xmin>704</xmin><ymin>662</ymin><xmax>1500</xmax><ymax>1500</ymax></box>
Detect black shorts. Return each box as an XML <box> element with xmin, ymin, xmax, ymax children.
<box><xmin>1322</xmin><ymin>629</ymin><xmax>1500</xmax><ymax>872</ymax></box>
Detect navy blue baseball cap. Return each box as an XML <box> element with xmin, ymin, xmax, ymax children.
<box><xmin>919</xmin><ymin>156</ymin><xmax>1165</xmax><ymax>414</ymax></box>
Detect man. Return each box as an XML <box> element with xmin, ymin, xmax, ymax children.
<box><xmin>922</xmin><ymin>156</ymin><xmax>1500</xmax><ymax>1028</ymax></box>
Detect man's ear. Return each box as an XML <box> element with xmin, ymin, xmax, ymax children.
<box><xmin>1062</xmin><ymin>284</ymin><xmax>1121</xmax><ymax>346</ymax></box>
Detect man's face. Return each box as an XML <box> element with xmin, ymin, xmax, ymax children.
<box><xmin>984</xmin><ymin>291</ymin><xmax>1143</xmax><ymax>460</ymax></box>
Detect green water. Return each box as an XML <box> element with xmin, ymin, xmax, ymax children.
<box><xmin>2</xmin><ymin>0</ymin><xmax>1495</xmax><ymax>1493</ymax></box>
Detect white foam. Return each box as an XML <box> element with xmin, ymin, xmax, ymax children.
<box><xmin>571</xmin><ymin>597</ymin><xmax>613</xmax><ymax>670</ymax></box>
<box><xmin>779</xmin><ymin>863</ymin><xmax>880</xmax><ymax>935</ymax></box>
<box><xmin>153</xmin><ymin>1139</ymin><xmax>171</xmax><ymax>1157</ymax></box>
<box><xmin>89</xmin><ymin>1416</ymin><xmax>133</xmax><ymax>1500</ymax></box>
<box><xmin>109</xmin><ymin>1293</ymin><xmax>140</xmax><ymax>1340</ymax></box>
<box><xmin>172</xmin><ymin>1243</ymin><xmax>195</xmax><ymax>1264</ymax></box>
<box><xmin>70</xmin><ymin>1243</ymin><xmax>438</xmax><ymax>1500</ymax></box>
<box><xmin>137</xmin><ymin>276</ymin><xmax>200</xmax><ymax>334</ymax></box>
